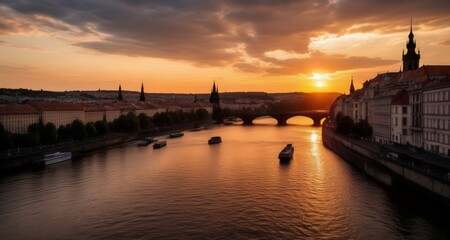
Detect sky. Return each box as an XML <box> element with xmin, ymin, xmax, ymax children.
<box><xmin>0</xmin><ymin>0</ymin><xmax>450</xmax><ymax>93</ymax></box>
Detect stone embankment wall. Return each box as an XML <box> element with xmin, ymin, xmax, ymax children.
<box><xmin>322</xmin><ymin>127</ymin><xmax>450</xmax><ymax>206</ymax></box>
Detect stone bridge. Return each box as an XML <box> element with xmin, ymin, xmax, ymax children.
<box><xmin>223</xmin><ymin>110</ymin><xmax>329</xmax><ymax>126</ymax></box>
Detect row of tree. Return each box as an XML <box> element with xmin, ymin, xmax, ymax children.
<box><xmin>0</xmin><ymin>108</ymin><xmax>210</xmax><ymax>150</ymax></box>
<box><xmin>335</xmin><ymin>112</ymin><xmax>373</xmax><ymax>138</ymax></box>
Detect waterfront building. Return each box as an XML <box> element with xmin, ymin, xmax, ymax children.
<box><xmin>330</xmin><ymin>23</ymin><xmax>450</xmax><ymax>156</ymax></box>
<box><xmin>0</xmin><ymin>104</ymin><xmax>40</xmax><ymax>134</ymax></box>
<box><xmin>104</xmin><ymin>103</ymin><xmax>121</xmax><ymax>122</ymax></box>
<box><xmin>422</xmin><ymin>78</ymin><xmax>450</xmax><ymax>155</ymax></box>
<box><xmin>30</xmin><ymin>101</ymin><xmax>85</xmax><ymax>128</ymax></box>
<box><xmin>391</xmin><ymin>90</ymin><xmax>411</xmax><ymax>144</ymax></box>
<box><xmin>85</xmin><ymin>103</ymin><xmax>106</xmax><ymax>123</ymax></box>
<box><xmin>134</xmin><ymin>102</ymin><xmax>162</xmax><ymax>117</ymax></box>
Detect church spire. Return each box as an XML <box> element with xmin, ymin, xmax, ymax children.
<box><xmin>403</xmin><ymin>19</ymin><xmax>420</xmax><ymax>71</ymax></box>
<box><xmin>118</xmin><ymin>84</ymin><xmax>123</xmax><ymax>101</ymax></box>
<box><xmin>349</xmin><ymin>76</ymin><xmax>355</xmax><ymax>94</ymax></box>
<box><xmin>139</xmin><ymin>82</ymin><xmax>145</xmax><ymax>102</ymax></box>
<box><xmin>209</xmin><ymin>80</ymin><xmax>219</xmax><ymax>103</ymax></box>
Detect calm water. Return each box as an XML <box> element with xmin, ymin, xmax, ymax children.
<box><xmin>1</xmin><ymin>118</ymin><xmax>449</xmax><ymax>239</ymax></box>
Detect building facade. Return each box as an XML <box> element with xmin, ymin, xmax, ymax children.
<box><xmin>0</xmin><ymin>104</ymin><xmax>40</xmax><ymax>134</ymax></box>
<box><xmin>330</xmin><ymin>23</ymin><xmax>450</xmax><ymax>157</ymax></box>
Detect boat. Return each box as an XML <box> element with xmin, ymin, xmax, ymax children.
<box><xmin>137</xmin><ymin>141</ymin><xmax>150</xmax><ymax>147</ymax></box>
<box><xmin>278</xmin><ymin>144</ymin><xmax>294</xmax><ymax>161</ymax></box>
<box><xmin>190</xmin><ymin>127</ymin><xmax>205</xmax><ymax>132</ymax></box>
<box><xmin>43</xmin><ymin>152</ymin><xmax>72</xmax><ymax>165</ymax></box>
<box><xmin>169</xmin><ymin>132</ymin><xmax>184</xmax><ymax>138</ymax></box>
<box><xmin>208</xmin><ymin>136</ymin><xmax>222</xmax><ymax>144</ymax></box>
<box><xmin>153</xmin><ymin>141</ymin><xmax>167</xmax><ymax>149</ymax></box>
<box><xmin>137</xmin><ymin>137</ymin><xmax>157</xmax><ymax>147</ymax></box>
<box><xmin>144</xmin><ymin>137</ymin><xmax>157</xmax><ymax>143</ymax></box>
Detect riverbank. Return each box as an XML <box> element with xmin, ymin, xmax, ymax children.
<box><xmin>322</xmin><ymin>125</ymin><xmax>450</xmax><ymax>207</ymax></box>
<box><xmin>0</xmin><ymin>120</ymin><xmax>214</xmax><ymax>174</ymax></box>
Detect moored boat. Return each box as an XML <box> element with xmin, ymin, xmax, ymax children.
<box><xmin>144</xmin><ymin>137</ymin><xmax>157</xmax><ymax>143</ymax></box>
<box><xmin>137</xmin><ymin>141</ymin><xmax>150</xmax><ymax>147</ymax></box>
<box><xmin>153</xmin><ymin>141</ymin><xmax>167</xmax><ymax>149</ymax></box>
<box><xmin>169</xmin><ymin>132</ymin><xmax>184</xmax><ymax>138</ymax></box>
<box><xmin>208</xmin><ymin>136</ymin><xmax>222</xmax><ymax>144</ymax></box>
<box><xmin>278</xmin><ymin>144</ymin><xmax>294</xmax><ymax>161</ymax></box>
<box><xmin>43</xmin><ymin>152</ymin><xmax>72</xmax><ymax>165</ymax></box>
<box><xmin>137</xmin><ymin>137</ymin><xmax>157</xmax><ymax>147</ymax></box>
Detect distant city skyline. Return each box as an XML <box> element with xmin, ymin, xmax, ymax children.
<box><xmin>1</xmin><ymin>1</ymin><xmax>450</xmax><ymax>93</ymax></box>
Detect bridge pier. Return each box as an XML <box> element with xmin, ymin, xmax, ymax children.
<box><xmin>241</xmin><ymin>116</ymin><xmax>254</xmax><ymax>125</ymax></box>
<box><xmin>312</xmin><ymin>117</ymin><xmax>322</xmax><ymax>127</ymax></box>
<box><xmin>275</xmin><ymin>116</ymin><xmax>288</xmax><ymax>126</ymax></box>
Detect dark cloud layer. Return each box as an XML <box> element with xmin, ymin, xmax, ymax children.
<box><xmin>1</xmin><ymin>0</ymin><xmax>449</xmax><ymax>75</ymax></box>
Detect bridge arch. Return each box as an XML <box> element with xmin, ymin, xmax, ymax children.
<box><xmin>222</xmin><ymin>110</ymin><xmax>328</xmax><ymax>126</ymax></box>
<box><xmin>286</xmin><ymin>116</ymin><xmax>314</xmax><ymax>125</ymax></box>
<box><xmin>253</xmin><ymin>116</ymin><xmax>278</xmax><ymax>125</ymax></box>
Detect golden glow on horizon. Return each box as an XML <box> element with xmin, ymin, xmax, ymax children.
<box><xmin>311</xmin><ymin>73</ymin><xmax>330</xmax><ymax>81</ymax></box>
<box><xmin>1</xmin><ymin>11</ymin><xmax>450</xmax><ymax>93</ymax></box>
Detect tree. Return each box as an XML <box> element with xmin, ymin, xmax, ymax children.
<box><xmin>72</xmin><ymin>119</ymin><xmax>87</xmax><ymax>141</ymax></box>
<box><xmin>57</xmin><ymin>125</ymin><xmax>69</xmax><ymax>141</ymax></box>
<box><xmin>336</xmin><ymin>115</ymin><xmax>354</xmax><ymax>135</ymax></box>
<box><xmin>85</xmin><ymin>122</ymin><xmax>97</xmax><ymax>138</ymax></box>
<box><xmin>153</xmin><ymin>112</ymin><xmax>172</xmax><ymax>127</ymax></box>
<box><xmin>0</xmin><ymin>122</ymin><xmax>11</xmax><ymax>150</ymax></box>
<box><xmin>115</xmin><ymin>112</ymin><xmax>139</xmax><ymax>132</ymax></box>
<box><xmin>195</xmin><ymin>108</ymin><xmax>209</xmax><ymax>120</ymax></box>
<box><xmin>352</xmin><ymin>119</ymin><xmax>373</xmax><ymax>138</ymax></box>
<box><xmin>126</xmin><ymin>112</ymin><xmax>139</xmax><ymax>131</ymax></box>
<box><xmin>335</xmin><ymin>111</ymin><xmax>343</xmax><ymax>125</ymax></box>
<box><xmin>42</xmin><ymin>122</ymin><xmax>57</xmax><ymax>144</ymax></box>
<box><xmin>94</xmin><ymin>121</ymin><xmax>110</xmax><ymax>135</ymax></box>
<box><xmin>27</xmin><ymin>123</ymin><xmax>42</xmax><ymax>146</ymax></box>
<box><xmin>138</xmin><ymin>113</ymin><xmax>153</xmax><ymax>130</ymax></box>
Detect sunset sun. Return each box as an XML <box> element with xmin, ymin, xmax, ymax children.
<box><xmin>311</xmin><ymin>73</ymin><xmax>328</xmax><ymax>88</ymax></box>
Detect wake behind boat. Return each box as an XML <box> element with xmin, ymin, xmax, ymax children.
<box><xmin>43</xmin><ymin>152</ymin><xmax>72</xmax><ymax>165</ymax></box>
<box><xmin>278</xmin><ymin>144</ymin><xmax>294</xmax><ymax>161</ymax></box>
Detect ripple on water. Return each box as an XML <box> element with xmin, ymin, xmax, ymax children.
<box><xmin>0</xmin><ymin>124</ymin><xmax>449</xmax><ymax>239</ymax></box>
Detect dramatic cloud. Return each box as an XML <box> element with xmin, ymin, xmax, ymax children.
<box><xmin>1</xmin><ymin>0</ymin><xmax>450</xmax><ymax>75</ymax></box>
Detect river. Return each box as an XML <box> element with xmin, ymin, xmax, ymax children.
<box><xmin>1</xmin><ymin>117</ymin><xmax>449</xmax><ymax>239</ymax></box>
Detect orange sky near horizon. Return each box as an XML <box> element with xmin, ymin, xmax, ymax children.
<box><xmin>1</xmin><ymin>1</ymin><xmax>450</xmax><ymax>94</ymax></box>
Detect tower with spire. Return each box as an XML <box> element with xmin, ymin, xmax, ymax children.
<box><xmin>139</xmin><ymin>82</ymin><xmax>145</xmax><ymax>102</ymax></box>
<box><xmin>349</xmin><ymin>76</ymin><xmax>355</xmax><ymax>94</ymax></box>
<box><xmin>209</xmin><ymin>81</ymin><xmax>221</xmax><ymax>121</ymax></box>
<box><xmin>402</xmin><ymin>19</ymin><xmax>420</xmax><ymax>71</ymax></box>
<box><xmin>118</xmin><ymin>84</ymin><xmax>123</xmax><ymax>101</ymax></box>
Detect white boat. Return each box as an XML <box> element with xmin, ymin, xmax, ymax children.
<box><xmin>208</xmin><ymin>136</ymin><xmax>222</xmax><ymax>144</ymax></box>
<box><xmin>43</xmin><ymin>152</ymin><xmax>72</xmax><ymax>165</ymax></box>
<box><xmin>153</xmin><ymin>141</ymin><xmax>167</xmax><ymax>149</ymax></box>
<box><xmin>278</xmin><ymin>144</ymin><xmax>294</xmax><ymax>161</ymax></box>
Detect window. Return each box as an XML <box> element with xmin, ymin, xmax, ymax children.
<box><xmin>402</xmin><ymin>129</ymin><xmax>407</xmax><ymax>135</ymax></box>
<box><xmin>402</xmin><ymin>107</ymin><xmax>407</xmax><ymax>114</ymax></box>
<box><xmin>402</xmin><ymin>117</ymin><xmax>407</xmax><ymax>126</ymax></box>
<box><xmin>395</xmin><ymin>117</ymin><xmax>398</xmax><ymax>126</ymax></box>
